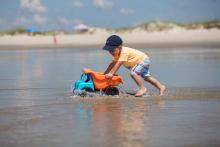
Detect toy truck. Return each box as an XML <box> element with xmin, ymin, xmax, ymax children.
<box><xmin>72</xmin><ymin>68</ymin><xmax>123</xmax><ymax>96</ymax></box>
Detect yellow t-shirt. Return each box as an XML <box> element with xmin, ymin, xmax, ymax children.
<box><xmin>112</xmin><ymin>46</ymin><xmax>149</xmax><ymax>68</ymax></box>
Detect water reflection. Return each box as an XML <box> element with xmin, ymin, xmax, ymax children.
<box><xmin>73</xmin><ymin>99</ymin><xmax>166</xmax><ymax>147</ymax></box>
<box><xmin>67</xmin><ymin>99</ymin><xmax>220</xmax><ymax>147</ymax></box>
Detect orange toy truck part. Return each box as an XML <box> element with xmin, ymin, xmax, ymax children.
<box><xmin>83</xmin><ymin>68</ymin><xmax>123</xmax><ymax>90</ymax></box>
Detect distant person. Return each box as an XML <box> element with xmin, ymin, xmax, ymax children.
<box><xmin>53</xmin><ymin>34</ymin><xmax>57</xmax><ymax>44</ymax></box>
<box><xmin>103</xmin><ymin>35</ymin><xmax>166</xmax><ymax>96</ymax></box>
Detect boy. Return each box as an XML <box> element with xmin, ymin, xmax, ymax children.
<box><xmin>103</xmin><ymin>35</ymin><xmax>166</xmax><ymax>96</ymax></box>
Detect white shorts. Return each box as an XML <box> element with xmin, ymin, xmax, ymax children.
<box><xmin>131</xmin><ymin>58</ymin><xmax>151</xmax><ymax>78</ymax></box>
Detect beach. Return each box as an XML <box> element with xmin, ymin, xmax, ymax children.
<box><xmin>1</xmin><ymin>22</ymin><xmax>220</xmax><ymax>147</ymax></box>
<box><xmin>0</xmin><ymin>47</ymin><xmax>220</xmax><ymax>147</ymax></box>
<box><xmin>1</xmin><ymin>0</ymin><xmax>220</xmax><ymax>146</ymax></box>
<box><xmin>0</xmin><ymin>28</ymin><xmax>220</xmax><ymax>49</ymax></box>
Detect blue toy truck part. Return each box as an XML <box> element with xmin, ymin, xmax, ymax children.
<box><xmin>72</xmin><ymin>72</ymin><xmax>95</xmax><ymax>92</ymax></box>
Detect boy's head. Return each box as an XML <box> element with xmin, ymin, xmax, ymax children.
<box><xmin>103</xmin><ymin>35</ymin><xmax>123</xmax><ymax>56</ymax></box>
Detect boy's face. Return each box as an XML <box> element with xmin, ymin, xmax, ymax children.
<box><xmin>109</xmin><ymin>45</ymin><xmax>122</xmax><ymax>57</ymax></box>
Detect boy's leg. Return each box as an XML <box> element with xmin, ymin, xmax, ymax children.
<box><xmin>130</xmin><ymin>71</ymin><xmax>147</xmax><ymax>96</ymax></box>
<box><xmin>144</xmin><ymin>76</ymin><xmax>166</xmax><ymax>96</ymax></box>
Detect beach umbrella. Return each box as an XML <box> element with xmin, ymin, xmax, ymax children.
<box><xmin>74</xmin><ymin>24</ymin><xmax>89</xmax><ymax>31</ymax></box>
<box><xmin>26</xmin><ymin>26</ymin><xmax>40</xmax><ymax>33</ymax></box>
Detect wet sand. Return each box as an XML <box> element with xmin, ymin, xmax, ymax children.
<box><xmin>71</xmin><ymin>88</ymin><xmax>220</xmax><ymax>100</ymax></box>
<box><xmin>1</xmin><ymin>95</ymin><xmax>220</xmax><ymax>147</ymax></box>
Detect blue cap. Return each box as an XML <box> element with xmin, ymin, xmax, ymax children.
<box><xmin>102</xmin><ymin>35</ymin><xmax>123</xmax><ymax>51</ymax></box>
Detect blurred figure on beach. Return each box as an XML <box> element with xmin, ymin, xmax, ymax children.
<box><xmin>103</xmin><ymin>35</ymin><xmax>166</xmax><ymax>96</ymax></box>
<box><xmin>53</xmin><ymin>34</ymin><xmax>57</xmax><ymax>44</ymax></box>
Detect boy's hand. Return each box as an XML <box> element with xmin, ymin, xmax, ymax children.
<box><xmin>105</xmin><ymin>73</ymin><xmax>113</xmax><ymax>79</ymax></box>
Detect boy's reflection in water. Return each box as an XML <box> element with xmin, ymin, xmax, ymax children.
<box><xmin>86</xmin><ymin>99</ymin><xmax>166</xmax><ymax>147</ymax></box>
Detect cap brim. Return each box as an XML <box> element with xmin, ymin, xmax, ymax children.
<box><xmin>102</xmin><ymin>45</ymin><xmax>116</xmax><ymax>51</ymax></box>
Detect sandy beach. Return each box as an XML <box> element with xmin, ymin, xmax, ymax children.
<box><xmin>0</xmin><ymin>28</ymin><xmax>220</xmax><ymax>49</ymax></box>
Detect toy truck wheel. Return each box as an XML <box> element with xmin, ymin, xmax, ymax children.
<box><xmin>105</xmin><ymin>87</ymin><xmax>119</xmax><ymax>96</ymax></box>
<box><xmin>82</xmin><ymin>87</ymin><xmax>94</xmax><ymax>92</ymax></box>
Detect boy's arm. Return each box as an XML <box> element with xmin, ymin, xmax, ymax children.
<box><xmin>104</xmin><ymin>61</ymin><xmax>116</xmax><ymax>74</ymax></box>
<box><xmin>105</xmin><ymin>61</ymin><xmax>123</xmax><ymax>78</ymax></box>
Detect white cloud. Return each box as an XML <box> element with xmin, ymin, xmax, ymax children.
<box><xmin>33</xmin><ymin>14</ymin><xmax>47</xmax><ymax>24</ymax></box>
<box><xmin>73</xmin><ymin>0</ymin><xmax>84</xmax><ymax>7</ymax></box>
<box><xmin>120</xmin><ymin>8</ymin><xmax>135</xmax><ymax>15</ymax></box>
<box><xmin>58</xmin><ymin>17</ymin><xmax>83</xmax><ymax>25</ymax></box>
<box><xmin>15</xmin><ymin>16</ymin><xmax>29</xmax><ymax>25</ymax></box>
<box><xmin>93</xmin><ymin>0</ymin><xmax>113</xmax><ymax>9</ymax></box>
<box><xmin>21</xmin><ymin>0</ymin><xmax>47</xmax><ymax>13</ymax></box>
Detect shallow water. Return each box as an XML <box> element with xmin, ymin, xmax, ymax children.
<box><xmin>0</xmin><ymin>48</ymin><xmax>220</xmax><ymax>146</ymax></box>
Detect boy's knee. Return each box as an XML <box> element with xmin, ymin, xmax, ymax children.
<box><xmin>130</xmin><ymin>71</ymin><xmax>136</xmax><ymax>77</ymax></box>
<box><xmin>144</xmin><ymin>76</ymin><xmax>151</xmax><ymax>81</ymax></box>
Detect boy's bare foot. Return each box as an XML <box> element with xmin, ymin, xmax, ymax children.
<box><xmin>135</xmin><ymin>88</ymin><xmax>147</xmax><ymax>97</ymax></box>
<box><xmin>159</xmin><ymin>85</ymin><xmax>166</xmax><ymax>96</ymax></box>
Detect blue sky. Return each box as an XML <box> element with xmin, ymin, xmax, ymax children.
<box><xmin>0</xmin><ymin>0</ymin><xmax>220</xmax><ymax>31</ymax></box>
